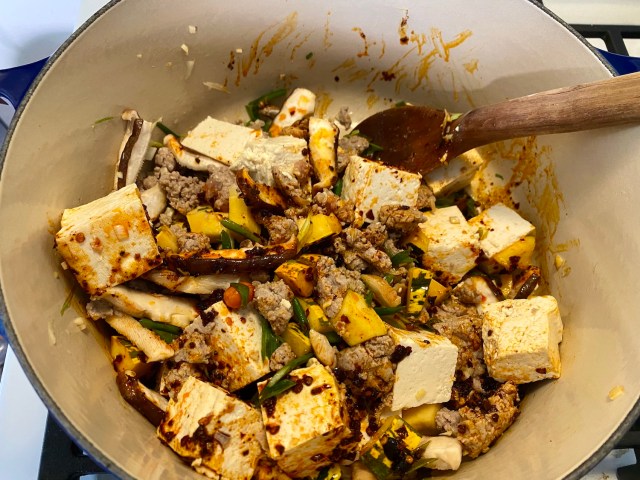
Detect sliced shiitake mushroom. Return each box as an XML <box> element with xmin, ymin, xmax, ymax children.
<box><xmin>236</xmin><ymin>168</ymin><xmax>288</xmax><ymax>212</ymax></box>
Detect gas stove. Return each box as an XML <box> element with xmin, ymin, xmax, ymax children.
<box><xmin>1</xmin><ymin>1</ymin><xmax>639</xmax><ymax>479</ymax></box>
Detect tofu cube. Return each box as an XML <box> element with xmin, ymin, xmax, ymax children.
<box><xmin>424</xmin><ymin>149</ymin><xmax>483</xmax><ymax>197</ymax></box>
<box><xmin>259</xmin><ymin>361</ymin><xmax>349</xmax><ymax>477</ymax></box>
<box><xmin>388</xmin><ymin>327</ymin><xmax>458</xmax><ymax>410</ymax></box>
<box><xmin>341</xmin><ymin>155</ymin><xmax>422</xmax><ymax>226</ymax></box>
<box><xmin>231</xmin><ymin>136</ymin><xmax>309</xmax><ymax>186</ymax></box>
<box><xmin>470</xmin><ymin>203</ymin><xmax>535</xmax><ymax>258</ymax></box>
<box><xmin>482</xmin><ymin>296</ymin><xmax>563</xmax><ymax>384</ymax></box>
<box><xmin>206</xmin><ymin>301</ymin><xmax>271</xmax><ymax>392</ymax></box>
<box><xmin>55</xmin><ymin>184</ymin><xmax>161</xmax><ymax>295</ymax></box>
<box><xmin>158</xmin><ymin>377</ymin><xmax>263</xmax><ymax>480</ymax></box>
<box><xmin>181</xmin><ymin>116</ymin><xmax>262</xmax><ymax>166</ymax></box>
<box><xmin>414</xmin><ymin>206</ymin><xmax>480</xmax><ymax>285</ymax></box>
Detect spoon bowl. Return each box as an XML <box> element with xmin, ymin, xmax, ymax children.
<box><xmin>356</xmin><ymin>71</ymin><xmax>640</xmax><ymax>175</ymax></box>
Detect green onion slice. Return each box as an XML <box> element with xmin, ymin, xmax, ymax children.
<box><xmin>260</xmin><ymin>315</ymin><xmax>283</xmax><ymax>360</ymax></box>
<box><xmin>259</xmin><ymin>352</ymin><xmax>313</xmax><ymax>403</ymax></box>
<box><xmin>139</xmin><ymin>318</ymin><xmax>182</xmax><ymax>335</ymax></box>
<box><xmin>230</xmin><ymin>282</ymin><xmax>250</xmax><ymax>307</ymax></box>
<box><xmin>220</xmin><ymin>230</ymin><xmax>235</xmax><ymax>249</ymax></box>
<box><xmin>156</xmin><ymin>122</ymin><xmax>181</xmax><ymax>138</ymax></box>
<box><xmin>245</xmin><ymin>88</ymin><xmax>288</xmax><ymax>121</ymax></box>
<box><xmin>291</xmin><ymin>298</ymin><xmax>310</xmax><ymax>334</ymax></box>
<box><xmin>220</xmin><ymin>219</ymin><xmax>261</xmax><ymax>243</ymax></box>
<box><xmin>374</xmin><ymin>305</ymin><xmax>404</xmax><ymax>316</ymax></box>
<box><xmin>332</xmin><ymin>177</ymin><xmax>343</xmax><ymax>196</ymax></box>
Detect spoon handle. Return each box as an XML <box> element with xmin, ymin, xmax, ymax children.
<box><xmin>449</xmin><ymin>71</ymin><xmax>640</xmax><ymax>157</ymax></box>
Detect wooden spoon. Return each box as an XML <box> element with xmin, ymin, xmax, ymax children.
<box><xmin>355</xmin><ymin>71</ymin><xmax>640</xmax><ymax>175</ymax></box>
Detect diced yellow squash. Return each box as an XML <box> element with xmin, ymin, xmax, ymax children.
<box><xmin>155</xmin><ymin>225</ymin><xmax>179</xmax><ymax>253</ymax></box>
<box><xmin>493</xmin><ymin>235</ymin><xmax>536</xmax><ymax>270</ymax></box>
<box><xmin>331</xmin><ymin>290</ymin><xmax>388</xmax><ymax>346</ymax></box>
<box><xmin>361</xmin><ymin>274</ymin><xmax>401</xmax><ymax>307</ymax></box>
<box><xmin>186</xmin><ymin>207</ymin><xmax>225</xmax><ymax>241</ymax></box>
<box><xmin>296</xmin><ymin>214</ymin><xmax>342</xmax><ymax>249</ymax></box>
<box><xmin>402</xmin><ymin>403</ymin><xmax>442</xmax><ymax>435</ymax></box>
<box><xmin>362</xmin><ymin>417</ymin><xmax>422</xmax><ymax>479</ymax></box>
<box><xmin>229</xmin><ymin>189</ymin><xmax>261</xmax><ymax>237</ymax></box>
<box><xmin>404</xmin><ymin>226</ymin><xmax>430</xmax><ymax>252</ymax></box>
<box><xmin>110</xmin><ymin>335</ymin><xmax>153</xmax><ymax>378</ymax></box>
<box><xmin>298</xmin><ymin>298</ymin><xmax>334</xmax><ymax>333</ymax></box>
<box><xmin>281</xmin><ymin>323</ymin><xmax>312</xmax><ymax>357</ymax></box>
<box><xmin>406</xmin><ymin>267</ymin><xmax>449</xmax><ymax>315</ymax></box>
<box><xmin>275</xmin><ymin>262</ymin><xmax>315</xmax><ymax>297</ymax></box>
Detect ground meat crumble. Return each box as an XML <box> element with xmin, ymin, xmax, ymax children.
<box><xmin>315</xmin><ymin>255</ymin><xmax>365</xmax><ymax>319</ymax></box>
<box><xmin>253</xmin><ymin>279</ymin><xmax>294</xmax><ymax>335</ymax></box>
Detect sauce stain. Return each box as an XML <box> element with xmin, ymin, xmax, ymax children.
<box><xmin>464</xmin><ymin>59</ymin><xmax>479</xmax><ymax>74</ymax></box>
<box><xmin>290</xmin><ymin>32</ymin><xmax>313</xmax><ymax>61</ymax></box>
<box><xmin>324</xmin><ymin>12</ymin><xmax>333</xmax><ymax>49</ymax></box>
<box><xmin>239</xmin><ymin>12</ymin><xmax>298</xmax><ymax>84</ymax></box>
<box><xmin>314</xmin><ymin>90</ymin><xmax>334</xmax><ymax>118</ymax></box>
<box><xmin>352</xmin><ymin>27</ymin><xmax>370</xmax><ymax>57</ymax></box>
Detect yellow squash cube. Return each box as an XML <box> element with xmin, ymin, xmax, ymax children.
<box><xmin>155</xmin><ymin>225</ymin><xmax>179</xmax><ymax>253</ymax></box>
<box><xmin>493</xmin><ymin>235</ymin><xmax>536</xmax><ymax>270</ymax></box>
<box><xmin>406</xmin><ymin>267</ymin><xmax>449</xmax><ymax>315</ymax></box>
<box><xmin>229</xmin><ymin>189</ymin><xmax>261</xmax><ymax>236</ymax></box>
<box><xmin>275</xmin><ymin>262</ymin><xmax>316</xmax><ymax>297</ymax></box>
<box><xmin>297</xmin><ymin>214</ymin><xmax>342</xmax><ymax>249</ymax></box>
<box><xmin>298</xmin><ymin>298</ymin><xmax>334</xmax><ymax>334</ymax></box>
<box><xmin>110</xmin><ymin>335</ymin><xmax>153</xmax><ymax>378</ymax></box>
<box><xmin>281</xmin><ymin>323</ymin><xmax>312</xmax><ymax>357</ymax></box>
<box><xmin>186</xmin><ymin>207</ymin><xmax>225</xmax><ymax>241</ymax></box>
<box><xmin>331</xmin><ymin>290</ymin><xmax>388</xmax><ymax>346</ymax></box>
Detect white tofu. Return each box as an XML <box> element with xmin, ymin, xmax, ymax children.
<box><xmin>308</xmin><ymin>117</ymin><xmax>338</xmax><ymax>192</ymax></box>
<box><xmin>259</xmin><ymin>361</ymin><xmax>349</xmax><ymax>477</ymax></box>
<box><xmin>341</xmin><ymin>155</ymin><xmax>422</xmax><ymax>226</ymax></box>
<box><xmin>206</xmin><ymin>301</ymin><xmax>270</xmax><ymax>392</ymax></box>
<box><xmin>470</xmin><ymin>203</ymin><xmax>535</xmax><ymax>258</ymax></box>
<box><xmin>55</xmin><ymin>184</ymin><xmax>161</xmax><ymax>295</ymax></box>
<box><xmin>140</xmin><ymin>184</ymin><xmax>166</xmax><ymax>221</ymax></box>
<box><xmin>269</xmin><ymin>87</ymin><xmax>316</xmax><ymax>136</ymax></box>
<box><xmin>231</xmin><ymin>136</ymin><xmax>308</xmax><ymax>186</ymax></box>
<box><xmin>482</xmin><ymin>296</ymin><xmax>563</xmax><ymax>384</ymax></box>
<box><xmin>158</xmin><ymin>377</ymin><xmax>263</xmax><ymax>480</ymax></box>
<box><xmin>100</xmin><ymin>285</ymin><xmax>199</xmax><ymax>328</ymax></box>
<box><xmin>388</xmin><ymin>327</ymin><xmax>458</xmax><ymax>410</ymax></box>
<box><xmin>416</xmin><ymin>206</ymin><xmax>480</xmax><ymax>284</ymax></box>
<box><xmin>181</xmin><ymin>116</ymin><xmax>262</xmax><ymax>166</ymax></box>
<box><xmin>164</xmin><ymin>134</ymin><xmax>229</xmax><ymax>172</ymax></box>
<box><xmin>424</xmin><ymin>149</ymin><xmax>483</xmax><ymax>197</ymax></box>
<box><xmin>103</xmin><ymin>311</ymin><xmax>175</xmax><ymax>362</ymax></box>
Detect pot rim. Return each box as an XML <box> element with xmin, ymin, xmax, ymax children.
<box><xmin>0</xmin><ymin>1</ymin><xmax>633</xmax><ymax>479</ymax></box>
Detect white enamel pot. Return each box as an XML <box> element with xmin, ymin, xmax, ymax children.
<box><xmin>1</xmin><ymin>1</ymin><xmax>639</xmax><ymax>479</ymax></box>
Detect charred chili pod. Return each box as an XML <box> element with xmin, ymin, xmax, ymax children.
<box><xmin>512</xmin><ymin>266</ymin><xmax>541</xmax><ymax>299</ymax></box>
<box><xmin>166</xmin><ymin>234</ymin><xmax>298</xmax><ymax>275</ymax></box>
<box><xmin>116</xmin><ymin>370</ymin><xmax>168</xmax><ymax>427</ymax></box>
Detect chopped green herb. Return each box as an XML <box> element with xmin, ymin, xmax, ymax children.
<box><xmin>220</xmin><ymin>218</ymin><xmax>261</xmax><ymax>243</ymax></box>
<box><xmin>362</xmin><ymin>142</ymin><xmax>384</xmax><ymax>158</ymax></box>
<box><xmin>495</xmin><ymin>173</ymin><xmax>504</xmax><ymax>180</ymax></box>
<box><xmin>407</xmin><ymin>456</ymin><xmax>436</xmax><ymax>473</ymax></box>
<box><xmin>323</xmin><ymin>331</ymin><xmax>343</xmax><ymax>345</ymax></box>
<box><xmin>346</xmin><ymin>129</ymin><xmax>360</xmax><ymax>137</ymax></box>
<box><xmin>374</xmin><ymin>305</ymin><xmax>404</xmax><ymax>316</ymax></box>
<box><xmin>383</xmin><ymin>274</ymin><xmax>395</xmax><ymax>284</ymax></box>
<box><xmin>260</xmin><ymin>315</ymin><xmax>282</xmax><ymax>360</ymax></box>
<box><xmin>332</xmin><ymin>177</ymin><xmax>344</xmax><ymax>196</ymax></box>
<box><xmin>92</xmin><ymin>116</ymin><xmax>114</xmax><ymax>126</ymax></box>
<box><xmin>292</xmin><ymin>298</ymin><xmax>310</xmax><ymax>334</ymax></box>
<box><xmin>395</xmin><ymin>101</ymin><xmax>407</xmax><ymax>107</ymax></box>
<box><xmin>384</xmin><ymin>315</ymin><xmax>408</xmax><ymax>330</ymax></box>
<box><xmin>139</xmin><ymin>318</ymin><xmax>183</xmax><ymax>335</ymax></box>
<box><xmin>364</xmin><ymin>290</ymin><xmax>374</xmax><ymax>306</ymax></box>
<box><xmin>230</xmin><ymin>282</ymin><xmax>251</xmax><ymax>307</ymax></box>
<box><xmin>152</xmin><ymin>329</ymin><xmax>180</xmax><ymax>344</ymax></box>
<box><xmin>305</xmin><ymin>52</ymin><xmax>314</xmax><ymax>60</ymax></box>
<box><xmin>245</xmin><ymin>88</ymin><xmax>288</xmax><ymax>121</ymax></box>
<box><xmin>390</xmin><ymin>249</ymin><xmax>413</xmax><ymax>267</ymax></box>
<box><xmin>149</xmin><ymin>140</ymin><xmax>164</xmax><ymax>148</ymax></box>
<box><xmin>259</xmin><ymin>352</ymin><xmax>313</xmax><ymax>403</ymax></box>
<box><xmin>156</xmin><ymin>122</ymin><xmax>181</xmax><ymax>138</ymax></box>
<box><xmin>220</xmin><ymin>230</ymin><xmax>234</xmax><ymax>249</ymax></box>
<box><xmin>60</xmin><ymin>284</ymin><xmax>78</xmax><ymax>316</ymax></box>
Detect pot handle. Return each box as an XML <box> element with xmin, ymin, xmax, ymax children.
<box><xmin>598</xmin><ymin>48</ymin><xmax>640</xmax><ymax>75</ymax></box>
<box><xmin>0</xmin><ymin>58</ymin><xmax>48</xmax><ymax>109</ymax></box>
